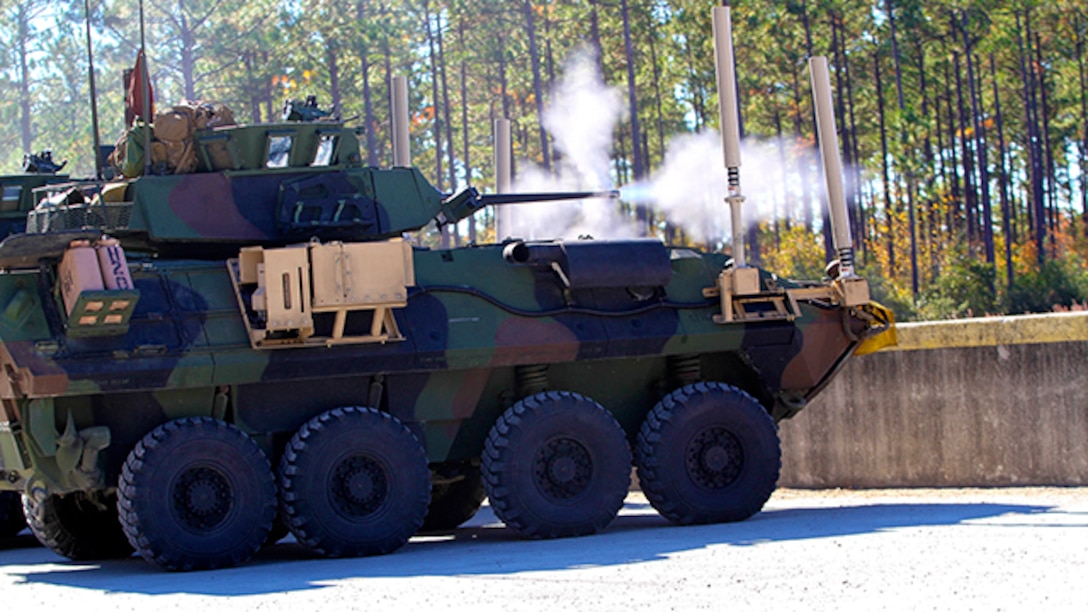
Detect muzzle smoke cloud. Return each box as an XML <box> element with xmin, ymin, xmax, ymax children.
<box><xmin>507</xmin><ymin>48</ymin><xmax>824</xmax><ymax>247</ymax></box>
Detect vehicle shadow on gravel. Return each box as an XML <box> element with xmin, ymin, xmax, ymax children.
<box><xmin>0</xmin><ymin>532</ymin><xmax>38</xmax><ymax>551</ymax></box>
<box><xmin>7</xmin><ymin>499</ymin><xmax>1052</xmax><ymax>596</ymax></box>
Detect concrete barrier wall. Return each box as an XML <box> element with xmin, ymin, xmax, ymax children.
<box><xmin>778</xmin><ymin>312</ymin><xmax>1088</xmax><ymax>488</ymax></box>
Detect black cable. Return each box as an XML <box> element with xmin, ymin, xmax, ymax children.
<box><xmin>411</xmin><ymin>284</ymin><xmax>712</xmax><ymax>318</ymax></box>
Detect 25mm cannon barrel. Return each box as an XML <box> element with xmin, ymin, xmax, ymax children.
<box><xmin>437</xmin><ymin>188</ymin><xmax>619</xmax><ymax>227</ymax></box>
<box><xmin>476</xmin><ymin>190</ymin><xmax>619</xmax><ymax>207</ymax></box>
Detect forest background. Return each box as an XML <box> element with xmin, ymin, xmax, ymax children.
<box><xmin>2</xmin><ymin>0</ymin><xmax>1087</xmax><ymax>321</ymax></box>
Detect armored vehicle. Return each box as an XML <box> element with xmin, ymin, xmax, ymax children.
<box><xmin>0</xmin><ymin>43</ymin><xmax>892</xmax><ymax>569</ymax></box>
<box><xmin>1</xmin><ymin>151</ymin><xmax>70</xmax><ymax>240</ymax></box>
<box><xmin>0</xmin><ymin>150</ymin><xmax>71</xmax><ymax>539</ymax></box>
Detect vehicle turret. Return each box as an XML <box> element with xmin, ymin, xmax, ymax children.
<box><xmin>15</xmin><ymin>109</ymin><xmax>616</xmax><ymax>259</ymax></box>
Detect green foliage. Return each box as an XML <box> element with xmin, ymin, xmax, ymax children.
<box><xmin>758</xmin><ymin>225</ymin><xmax>826</xmax><ymax>281</ymax></box>
<box><xmin>915</xmin><ymin>256</ymin><xmax>998</xmax><ymax>320</ymax></box>
<box><xmin>1007</xmin><ymin>258</ymin><xmax>1088</xmax><ymax>314</ymax></box>
<box><xmin>863</xmin><ymin>269</ymin><xmax>917</xmax><ymax>322</ymax></box>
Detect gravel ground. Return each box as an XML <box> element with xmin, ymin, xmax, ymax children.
<box><xmin>1</xmin><ymin>487</ymin><xmax>1085</xmax><ymax>611</ymax></box>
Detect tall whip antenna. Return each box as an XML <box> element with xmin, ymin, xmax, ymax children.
<box><xmin>84</xmin><ymin>0</ymin><xmax>103</xmax><ymax>179</ymax></box>
<box><xmin>712</xmin><ymin>6</ymin><xmax>745</xmax><ymax>266</ymax></box>
<box><xmin>140</xmin><ymin>0</ymin><xmax>151</xmax><ymax>176</ymax></box>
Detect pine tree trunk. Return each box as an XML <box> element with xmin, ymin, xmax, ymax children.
<box><xmin>648</xmin><ymin>29</ymin><xmax>667</xmax><ymax>167</ymax></box>
<box><xmin>179</xmin><ymin>12</ymin><xmax>197</xmax><ymax>100</ymax></box>
<box><xmin>543</xmin><ymin>11</ymin><xmax>559</xmax><ymax>168</ymax></box>
<box><xmin>886</xmin><ymin>0</ymin><xmax>916</xmax><ymax>293</ymax></box>
<box><xmin>934</xmin><ymin>86</ymin><xmax>949</xmax><ymax>210</ymax></box>
<box><xmin>875</xmin><ymin>54</ymin><xmax>895</xmax><ymax>273</ymax></box>
<box><xmin>1015</xmin><ymin>10</ymin><xmax>1046</xmax><ymax>264</ymax></box>
<box><xmin>915</xmin><ymin>42</ymin><xmax>934</xmax><ymax>277</ymax></box>
<box><xmin>244</xmin><ymin>52</ymin><xmax>261</xmax><ymax>123</ymax></box>
<box><xmin>620</xmin><ymin>0</ymin><xmax>647</xmax><ymax>234</ymax></box>
<box><xmin>523</xmin><ymin>0</ymin><xmax>551</xmax><ymax>171</ymax></box>
<box><xmin>685</xmin><ymin>45</ymin><xmax>706</xmax><ymax>129</ymax></box>
<box><xmin>842</xmin><ymin>20</ymin><xmax>864</xmax><ymax>256</ymax></box>
<box><xmin>424</xmin><ymin>3</ymin><xmax>443</xmax><ymax>192</ymax></box>
<box><xmin>382</xmin><ymin>20</ymin><xmax>394</xmax><ymax>167</ymax></box>
<box><xmin>1034</xmin><ymin>33</ymin><xmax>1058</xmax><ymax>246</ymax></box>
<box><xmin>356</xmin><ymin>1</ymin><xmax>378</xmax><ymax>166</ymax></box>
<box><xmin>497</xmin><ymin>33</ymin><xmax>510</xmax><ymax>119</ymax></box>
<box><xmin>589</xmin><ymin>0</ymin><xmax>603</xmax><ymax>73</ymax></box>
<box><xmin>953</xmin><ymin>52</ymin><xmax>977</xmax><ymax>244</ymax></box>
<box><xmin>361</xmin><ymin>50</ymin><xmax>378</xmax><ymax>166</ymax></box>
<box><xmin>990</xmin><ymin>53</ymin><xmax>1014</xmax><ymax>290</ymax></box>
<box><xmin>928</xmin><ymin>85</ymin><xmax>944</xmax><ymax>276</ymax></box>
<box><xmin>799</xmin><ymin>0</ymin><xmax>825</xmax><ymax>248</ymax></box>
<box><xmin>437</xmin><ymin>12</ymin><xmax>458</xmax><ymax>245</ymax></box>
<box><xmin>1077</xmin><ymin>15</ymin><xmax>1088</xmax><ymax>235</ymax></box>
<box><xmin>830</xmin><ymin>16</ymin><xmax>857</xmax><ymax>249</ymax></box>
<box><xmin>962</xmin><ymin>12</ymin><xmax>993</xmax><ymax>264</ymax></box>
<box><xmin>885</xmin><ymin>0</ymin><xmax>906</xmax><ymax>109</ymax></box>
<box><xmin>775</xmin><ymin>109</ymin><xmax>789</xmax><ymax>235</ymax></box>
<box><xmin>422</xmin><ymin>1</ymin><xmax>448</xmax><ymax>247</ymax></box>
<box><xmin>17</xmin><ymin>5</ymin><xmax>33</xmax><ymax>154</ymax></box>
<box><xmin>792</xmin><ymin>68</ymin><xmax>814</xmax><ymax>234</ymax></box>
<box><xmin>327</xmin><ymin>43</ymin><xmax>342</xmax><ymax>116</ymax></box>
<box><xmin>459</xmin><ymin>18</ymin><xmax>475</xmax><ymax>243</ymax></box>
<box><xmin>943</xmin><ymin>62</ymin><xmax>962</xmax><ymax>235</ymax></box>
<box><xmin>622</xmin><ymin>129</ymin><xmax>631</xmax><ymax>185</ymax></box>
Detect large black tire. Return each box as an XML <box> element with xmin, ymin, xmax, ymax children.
<box><xmin>22</xmin><ymin>491</ymin><xmax>133</xmax><ymax>560</ymax></box>
<box><xmin>118</xmin><ymin>417</ymin><xmax>277</xmax><ymax>571</ymax></box>
<box><xmin>482</xmin><ymin>391</ymin><xmax>631</xmax><ymax>539</ymax></box>
<box><xmin>0</xmin><ymin>491</ymin><xmax>25</xmax><ymax>539</ymax></box>
<box><xmin>264</xmin><ymin>513</ymin><xmax>291</xmax><ymax>546</ymax></box>
<box><xmin>635</xmin><ymin>382</ymin><xmax>780</xmax><ymax>525</ymax></box>
<box><xmin>420</xmin><ymin>465</ymin><xmax>486</xmax><ymax>532</ymax></box>
<box><xmin>278</xmin><ymin>407</ymin><xmax>431</xmax><ymax>557</ymax></box>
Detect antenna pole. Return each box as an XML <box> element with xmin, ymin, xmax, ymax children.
<box><xmin>810</xmin><ymin>56</ymin><xmax>855</xmax><ymax>277</ymax></box>
<box><xmin>140</xmin><ymin>0</ymin><xmax>151</xmax><ymax>176</ymax></box>
<box><xmin>712</xmin><ymin>6</ymin><xmax>745</xmax><ymax>266</ymax></box>
<box><xmin>391</xmin><ymin>76</ymin><xmax>411</xmax><ymax>167</ymax></box>
<box><xmin>84</xmin><ymin>0</ymin><xmax>103</xmax><ymax>179</ymax></box>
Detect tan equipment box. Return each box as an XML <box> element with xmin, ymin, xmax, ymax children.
<box><xmin>233</xmin><ymin>238</ymin><xmax>414</xmax><ymax>348</ymax></box>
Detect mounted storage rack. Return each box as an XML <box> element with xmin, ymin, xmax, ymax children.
<box><xmin>228</xmin><ymin>238</ymin><xmax>414</xmax><ymax>349</ymax></box>
<box><xmin>56</xmin><ymin>237</ymin><xmax>139</xmax><ymax>338</ymax></box>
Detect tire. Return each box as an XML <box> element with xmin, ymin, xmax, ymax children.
<box><xmin>420</xmin><ymin>465</ymin><xmax>486</xmax><ymax>532</ymax></box>
<box><xmin>636</xmin><ymin>382</ymin><xmax>780</xmax><ymax>525</ymax></box>
<box><xmin>118</xmin><ymin>417</ymin><xmax>277</xmax><ymax>571</ymax></box>
<box><xmin>22</xmin><ymin>491</ymin><xmax>133</xmax><ymax>560</ymax></box>
<box><xmin>264</xmin><ymin>513</ymin><xmax>291</xmax><ymax>546</ymax></box>
<box><xmin>482</xmin><ymin>391</ymin><xmax>631</xmax><ymax>539</ymax></box>
<box><xmin>278</xmin><ymin>407</ymin><xmax>431</xmax><ymax>557</ymax></box>
<box><xmin>0</xmin><ymin>491</ymin><xmax>25</xmax><ymax>539</ymax></box>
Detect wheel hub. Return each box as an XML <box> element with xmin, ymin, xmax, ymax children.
<box><xmin>686</xmin><ymin>427</ymin><xmax>743</xmax><ymax>489</ymax></box>
<box><xmin>173</xmin><ymin>466</ymin><xmax>233</xmax><ymax>531</ymax></box>
<box><xmin>533</xmin><ymin>438</ymin><xmax>592</xmax><ymax>500</ymax></box>
<box><xmin>331</xmin><ymin>455</ymin><xmax>388</xmax><ymax>518</ymax></box>
<box><xmin>346</xmin><ymin>471</ymin><xmax>376</xmax><ymax>500</ymax></box>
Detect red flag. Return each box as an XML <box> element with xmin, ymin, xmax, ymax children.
<box><xmin>124</xmin><ymin>50</ymin><xmax>154</xmax><ymax>125</ymax></box>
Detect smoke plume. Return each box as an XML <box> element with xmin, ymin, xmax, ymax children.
<box><xmin>507</xmin><ymin>48</ymin><xmax>821</xmax><ymax>247</ymax></box>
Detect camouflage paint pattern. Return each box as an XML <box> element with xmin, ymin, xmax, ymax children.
<box><xmin>0</xmin><ymin>239</ymin><xmax>886</xmax><ymax>498</ymax></box>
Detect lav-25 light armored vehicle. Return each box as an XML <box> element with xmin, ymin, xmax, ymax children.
<box><xmin>0</xmin><ymin>150</ymin><xmax>71</xmax><ymax>540</ymax></box>
<box><xmin>0</xmin><ymin>151</ymin><xmax>71</xmax><ymax>245</ymax></box>
<box><xmin>0</xmin><ymin>23</ymin><xmax>892</xmax><ymax>571</ymax></box>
